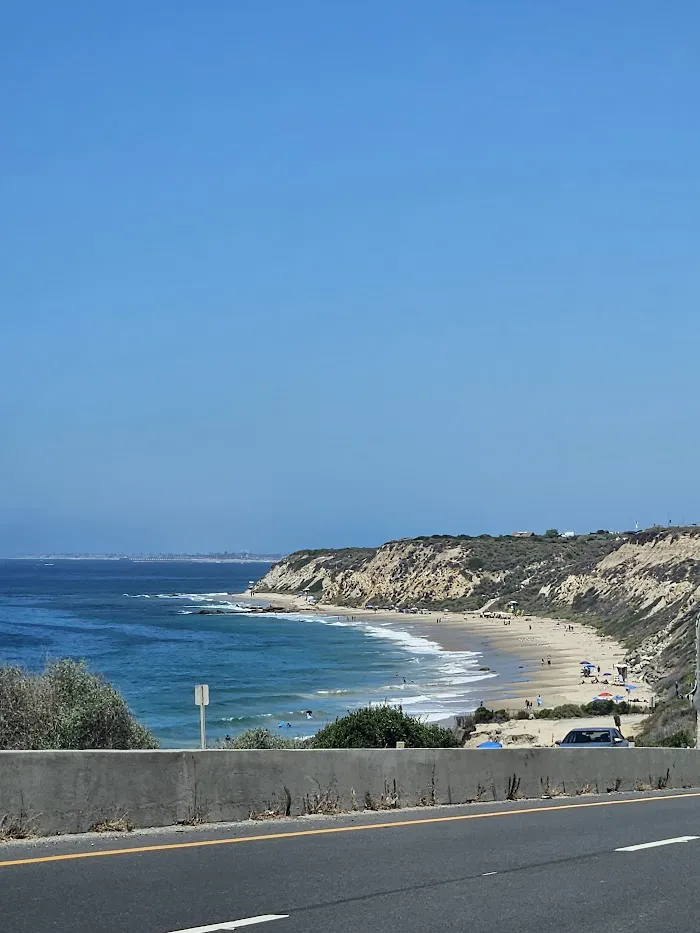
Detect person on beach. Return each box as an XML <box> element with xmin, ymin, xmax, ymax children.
<box><xmin>536</xmin><ymin>695</ymin><xmax>543</xmax><ymax>707</ymax></box>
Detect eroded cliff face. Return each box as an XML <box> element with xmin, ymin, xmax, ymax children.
<box><xmin>542</xmin><ymin>532</ymin><xmax>700</xmax><ymax>679</ymax></box>
<box><xmin>261</xmin><ymin>540</ymin><xmax>477</xmax><ymax>606</ymax></box>
<box><xmin>259</xmin><ymin>529</ymin><xmax>700</xmax><ymax>679</ymax></box>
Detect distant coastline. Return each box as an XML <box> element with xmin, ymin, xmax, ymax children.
<box><xmin>4</xmin><ymin>554</ymin><xmax>283</xmax><ymax>564</ymax></box>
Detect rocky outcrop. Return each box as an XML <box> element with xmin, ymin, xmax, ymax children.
<box><xmin>260</xmin><ymin>529</ymin><xmax>700</xmax><ymax>680</ymax></box>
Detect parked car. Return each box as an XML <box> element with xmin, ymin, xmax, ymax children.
<box><xmin>556</xmin><ymin>727</ymin><xmax>630</xmax><ymax>748</ymax></box>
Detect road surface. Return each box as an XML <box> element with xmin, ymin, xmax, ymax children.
<box><xmin>2</xmin><ymin>789</ymin><xmax>700</xmax><ymax>932</ymax></box>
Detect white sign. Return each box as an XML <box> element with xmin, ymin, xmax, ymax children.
<box><xmin>194</xmin><ymin>684</ymin><xmax>210</xmax><ymax>707</ymax></box>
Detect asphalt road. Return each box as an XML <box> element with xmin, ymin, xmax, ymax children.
<box><xmin>3</xmin><ymin>789</ymin><xmax>700</xmax><ymax>933</ymax></box>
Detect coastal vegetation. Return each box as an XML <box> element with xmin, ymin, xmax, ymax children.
<box><xmin>632</xmin><ymin>698</ymin><xmax>695</xmax><ymax>748</ymax></box>
<box><xmin>311</xmin><ymin>705</ymin><xmax>458</xmax><ymax>749</ymax></box>
<box><xmin>461</xmin><ymin>701</ymin><xmax>637</xmax><ymax>733</ymax></box>
<box><xmin>219</xmin><ymin>707</ymin><xmax>459</xmax><ymax>750</ymax></box>
<box><xmin>217</xmin><ymin>728</ymin><xmax>307</xmax><ymax>750</ymax></box>
<box><xmin>0</xmin><ymin>659</ymin><xmax>159</xmax><ymax>750</ymax></box>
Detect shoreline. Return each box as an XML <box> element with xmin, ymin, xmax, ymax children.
<box><xmin>241</xmin><ymin>591</ymin><xmax>653</xmax><ymax>713</ymax></box>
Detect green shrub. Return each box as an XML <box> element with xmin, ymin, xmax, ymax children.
<box><xmin>551</xmin><ymin>703</ymin><xmax>583</xmax><ymax>719</ymax></box>
<box><xmin>216</xmin><ymin>728</ymin><xmax>308</xmax><ymax>750</ymax></box>
<box><xmin>534</xmin><ymin>701</ymin><xmax>631</xmax><ymax>719</ymax></box>
<box><xmin>581</xmin><ymin>700</ymin><xmax>632</xmax><ymax>716</ymax></box>
<box><xmin>0</xmin><ymin>659</ymin><xmax>158</xmax><ymax>750</ymax></box>
<box><xmin>515</xmin><ymin>710</ymin><xmax>531</xmax><ymax>720</ymax></box>
<box><xmin>310</xmin><ymin>705</ymin><xmax>459</xmax><ymax>749</ymax></box>
<box><xmin>648</xmin><ymin>730</ymin><xmax>692</xmax><ymax>748</ymax></box>
<box><xmin>633</xmin><ymin>698</ymin><xmax>696</xmax><ymax>747</ymax></box>
<box><xmin>473</xmin><ymin>706</ymin><xmax>495</xmax><ymax>724</ymax></box>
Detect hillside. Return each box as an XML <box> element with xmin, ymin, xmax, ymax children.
<box><xmin>259</xmin><ymin>529</ymin><xmax>700</xmax><ymax>684</ymax></box>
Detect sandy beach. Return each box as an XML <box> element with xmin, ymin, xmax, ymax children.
<box><xmin>243</xmin><ymin>591</ymin><xmax>653</xmax><ymax>715</ymax></box>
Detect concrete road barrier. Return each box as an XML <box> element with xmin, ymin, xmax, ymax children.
<box><xmin>1</xmin><ymin>747</ymin><xmax>698</xmax><ymax>837</ymax></box>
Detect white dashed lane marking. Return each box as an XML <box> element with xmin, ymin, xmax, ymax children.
<box><xmin>166</xmin><ymin>915</ymin><xmax>288</xmax><ymax>932</ymax></box>
<box><xmin>615</xmin><ymin>836</ymin><xmax>699</xmax><ymax>852</ymax></box>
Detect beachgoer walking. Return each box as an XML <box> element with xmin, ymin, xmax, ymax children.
<box><xmin>536</xmin><ymin>695</ymin><xmax>543</xmax><ymax>707</ymax></box>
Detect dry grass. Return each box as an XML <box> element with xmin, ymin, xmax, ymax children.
<box><xmin>249</xmin><ymin>808</ymin><xmax>284</xmax><ymax>821</ymax></box>
<box><xmin>88</xmin><ymin>817</ymin><xmax>134</xmax><ymax>833</ymax></box>
<box><xmin>0</xmin><ymin>815</ymin><xmax>34</xmax><ymax>842</ymax></box>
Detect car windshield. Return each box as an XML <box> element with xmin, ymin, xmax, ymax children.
<box><xmin>564</xmin><ymin>730</ymin><xmax>612</xmax><ymax>744</ymax></box>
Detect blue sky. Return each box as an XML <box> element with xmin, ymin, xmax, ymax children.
<box><xmin>1</xmin><ymin>2</ymin><xmax>699</xmax><ymax>554</ymax></box>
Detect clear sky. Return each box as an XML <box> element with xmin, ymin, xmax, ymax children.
<box><xmin>2</xmin><ymin>2</ymin><xmax>699</xmax><ymax>555</ymax></box>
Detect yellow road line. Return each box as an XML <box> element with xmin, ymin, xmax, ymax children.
<box><xmin>1</xmin><ymin>791</ymin><xmax>699</xmax><ymax>869</ymax></box>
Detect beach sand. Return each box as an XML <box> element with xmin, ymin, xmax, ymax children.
<box><xmin>463</xmin><ymin>713</ymin><xmax>648</xmax><ymax>748</ymax></box>
<box><xmin>243</xmin><ymin>591</ymin><xmax>653</xmax><ymax>715</ymax></box>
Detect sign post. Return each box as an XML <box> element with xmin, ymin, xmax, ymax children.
<box><xmin>194</xmin><ymin>684</ymin><xmax>209</xmax><ymax>750</ymax></box>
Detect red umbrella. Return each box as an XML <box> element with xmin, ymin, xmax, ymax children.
<box><xmin>595</xmin><ymin>692</ymin><xmax>613</xmax><ymax>699</ymax></box>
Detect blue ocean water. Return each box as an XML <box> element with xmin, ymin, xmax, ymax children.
<box><xmin>0</xmin><ymin>559</ymin><xmax>502</xmax><ymax>747</ymax></box>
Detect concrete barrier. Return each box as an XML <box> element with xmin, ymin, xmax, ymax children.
<box><xmin>1</xmin><ymin>747</ymin><xmax>699</xmax><ymax>837</ymax></box>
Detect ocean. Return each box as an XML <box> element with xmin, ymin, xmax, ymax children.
<box><xmin>0</xmin><ymin>559</ymin><xmax>513</xmax><ymax>747</ymax></box>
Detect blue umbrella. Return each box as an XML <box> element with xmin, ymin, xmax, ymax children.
<box><xmin>476</xmin><ymin>741</ymin><xmax>503</xmax><ymax>749</ymax></box>
<box><xmin>613</xmin><ymin>695</ymin><xmax>625</xmax><ymax>702</ymax></box>
<box><xmin>626</xmin><ymin>685</ymin><xmax>638</xmax><ymax>690</ymax></box>
<box><xmin>579</xmin><ymin>661</ymin><xmax>594</xmax><ymax>666</ymax></box>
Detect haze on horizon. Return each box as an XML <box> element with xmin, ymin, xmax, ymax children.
<box><xmin>2</xmin><ymin>3</ymin><xmax>699</xmax><ymax>557</ymax></box>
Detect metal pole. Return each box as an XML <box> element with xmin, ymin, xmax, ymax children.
<box><xmin>200</xmin><ymin>702</ymin><xmax>206</xmax><ymax>750</ymax></box>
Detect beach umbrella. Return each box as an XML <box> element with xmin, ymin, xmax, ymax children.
<box><xmin>626</xmin><ymin>685</ymin><xmax>638</xmax><ymax>690</ymax></box>
<box><xmin>579</xmin><ymin>661</ymin><xmax>594</xmax><ymax>666</ymax></box>
<box><xmin>476</xmin><ymin>741</ymin><xmax>503</xmax><ymax>749</ymax></box>
<box><xmin>602</xmin><ymin>672</ymin><xmax>612</xmax><ymax>677</ymax></box>
<box><xmin>613</xmin><ymin>695</ymin><xmax>625</xmax><ymax>702</ymax></box>
<box><xmin>594</xmin><ymin>693</ymin><xmax>613</xmax><ymax>700</ymax></box>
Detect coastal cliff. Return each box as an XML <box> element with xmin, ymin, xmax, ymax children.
<box><xmin>259</xmin><ymin>529</ymin><xmax>700</xmax><ymax>682</ymax></box>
